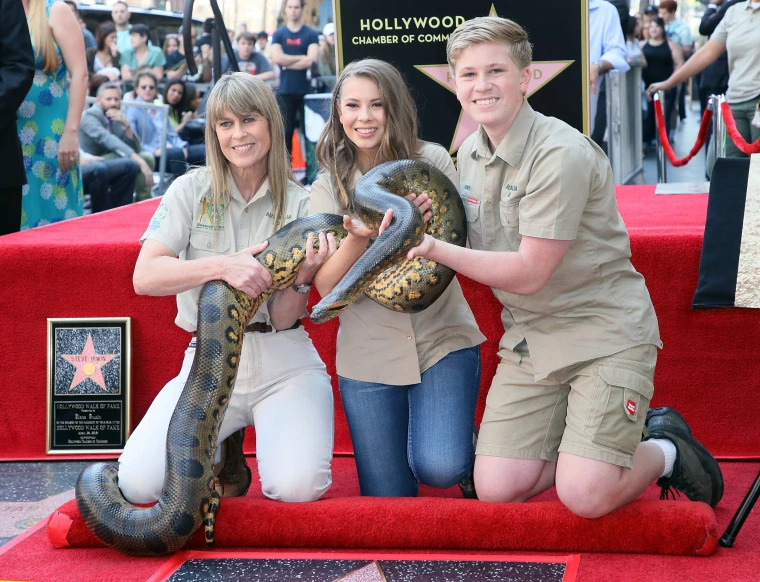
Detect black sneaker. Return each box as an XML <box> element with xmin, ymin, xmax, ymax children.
<box><xmin>644</xmin><ymin>406</ymin><xmax>723</xmax><ymax>507</ymax></box>
<box><xmin>216</xmin><ymin>428</ymin><xmax>252</xmax><ymax>498</ymax></box>
<box><xmin>458</xmin><ymin>428</ymin><xmax>478</xmax><ymax>499</ymax></box>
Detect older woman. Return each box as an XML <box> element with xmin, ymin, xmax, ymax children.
<box><xmin>117</xmin><ymin>73</ymin><xmax>338</xmax><ymax>504</ymax></box>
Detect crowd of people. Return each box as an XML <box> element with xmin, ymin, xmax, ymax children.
<box><xmin>0</xmin><ymin>0</ymin><xmax>735</xmax><ymax>542</ymax></box>
<box><xmin>2</xmin><ymin>0</ymin><xmax>339</xmax><ymax>234</ymax></box>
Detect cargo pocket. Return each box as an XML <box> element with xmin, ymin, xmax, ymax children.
<box><xmin>585</xmin><ymin>364</ymin><xmax>655</xmax><ymax>455</ymax></box>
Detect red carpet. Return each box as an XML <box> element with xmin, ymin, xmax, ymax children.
<box><xmin>1</xmin><ymin>186</ymin><xmax>759</xmax><ymax>461</ymax></box>
<box><xmin>0</xmin><ymin>461</ymin><xmax>757</xmax><ymax>582</ymax></box>
<box><xmin>47</xmin><ymin>457</ymin><xmax>717</xmax><ymax>556</ymax></box>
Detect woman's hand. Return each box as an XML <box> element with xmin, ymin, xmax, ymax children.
<box><xmin>222</xmin><ymin>241</ymin><xmax>273</xmax><ymax>298</ymax></box>
<box><xmin>294</xmin><ymin>231</ymin><xmax>339</xmax><ymax>285</ymax></box>
<box><xmin>343</xmin><ymin>208</ymin><xmax>394</xmax><ymax>241</ymax></box>
<box><xmin>645</xmin><ymin>81</ymin><xmax>668</xmax><ymax>101</ymax></box>
<box><xmin>405</xmin><ymin>191</ymin><xmax>433</xmax><ymax>223</ymax></box>
<box><xmin>58</xmin><ymin>131</ymin><xmax>79</xmax><ymax>173</ymax></box>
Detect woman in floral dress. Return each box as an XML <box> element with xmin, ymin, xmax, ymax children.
<box><xmin>17</xmin><ymin>0</ymin><xmax>87</xmax><ymax>229</ymax></box>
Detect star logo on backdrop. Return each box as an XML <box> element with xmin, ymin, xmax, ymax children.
<box><xmin>414</xmin><ymin>4</ymin><xmax>574</xmax><ymax>152</ymax></box>
<box><xmin>60</xmin><ymin>334</ymin><xmax>116</xmax><ymax>391</ymax></box>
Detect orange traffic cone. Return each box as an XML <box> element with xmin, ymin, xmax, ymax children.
<box><xmin>291</xmin><ymin>130</ymin><xmax>306</xmax><ymax>171</ymax></box>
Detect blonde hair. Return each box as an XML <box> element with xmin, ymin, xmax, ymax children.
<box><xmin>447</xmin><ymin>16</ymin><xmax>533</xmax><ymax>72</ymax></box>
<box><xmin>315</xmin><ymin>59</ymin><xmax>420</xmax><ymax>211</ymax></box>
<box><xmin>203</xmin><ymin>73</ymin><xmax>294</xmax><ymax>234</ymax></box>
<box><xmin>28</xmin><ymin>0</ymin><xmax>58</xmax><ymax>73</ymax></box>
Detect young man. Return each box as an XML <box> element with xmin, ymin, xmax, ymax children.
<box><xmin>271</xmin><ymin>0</ymin><xmax>319</xmax><ymax>157</ymax></box>
<box><xmin>221</xmin><ymin>31</ymin><xmax>274</xmax><ymax>82</ymax></box>
<box><xmin>406</xmin><ymin>16</ymin><xmax>724</xmax><ymax>518</ymax></box>
<box><xmin>111</xmin><ymin>0</ymin><xmax>132</xmax><ymax>55</ymax></box>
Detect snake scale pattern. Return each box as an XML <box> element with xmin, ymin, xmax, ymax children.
<box><xmin>75</xmin><ymin>160</ymin><xmax>466</xmax><ymax>555</ymax></box>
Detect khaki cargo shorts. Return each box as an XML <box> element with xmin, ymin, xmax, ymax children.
<box><xmin>476</xmin><ymin>342</ymin><xmax>657</xmax><ymax>469</ymax></box>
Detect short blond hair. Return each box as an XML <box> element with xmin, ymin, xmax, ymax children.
<box><xmin>447</xmin><ymin>16</ymin><xmax>533</xmax><ymax>72</ymax></box>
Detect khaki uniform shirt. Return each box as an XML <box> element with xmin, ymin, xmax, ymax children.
<box><xmin>141</xmin><ymin>168</ymin><xmax>310</xmax><ymax>332</ymax></box>
<box><xmin>711</xmin><ymin>2</ymin><xmax>760</xmax><ymax>104</ymax></box>
<box><xmin>458</xmin><ymin>101</ymin><xmax>661</xmax><ymax>380</ymax></box>
<box><xmin>309</xmin><ymin>141</ymin><xmax>485</xmax><ymax>384</ymax></box>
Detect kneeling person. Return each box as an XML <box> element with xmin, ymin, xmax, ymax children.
<box><xmin>406</xmin><ymin>16</ymin><xmax>723</xmax><ymax>516</ymax></box>
<box><xmin>118</xmin><ymin>74</ymin><xmax>336</xmax><ymax>504</ymax></box>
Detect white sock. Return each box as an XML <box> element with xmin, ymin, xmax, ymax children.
<box><xmin>649</xmin><ymin>438</ymin><xmax>677</xmax><ymax>478</ymax></box>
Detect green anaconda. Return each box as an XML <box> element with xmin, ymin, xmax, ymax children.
<box><xmin>310</xmin><ymin>159</ymin><xmax>467</xmax><ymax>322</ymax></box>
<box><xmin>74</xmin><ymin>159</ymin><xmax>466</xmax><ymax>555</ymax></box>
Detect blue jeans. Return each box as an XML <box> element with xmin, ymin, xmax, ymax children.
<box><xmin>339</xmin><ymin>346</ymin><xmax>481</xmax><ymax>497</ymax></box>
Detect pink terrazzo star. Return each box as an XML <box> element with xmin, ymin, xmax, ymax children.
<box><xmin>60</xmin><ymin>334</ymin><xmax>116</xmax><ymax>391</ymax></box>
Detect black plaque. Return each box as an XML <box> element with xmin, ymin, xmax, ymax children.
<box><xmin>335</xmin><ymin>0</ymin><xmax>590</xmax><ymax>152</ymax></box>
<box><xmin>47</xmin><ymin>318</ymin><xmax>131</xmax><ymax>454</ymax></box>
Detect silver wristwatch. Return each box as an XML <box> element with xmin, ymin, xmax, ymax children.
<box><xmin>292</xmin><ymin>282</ymin><xmax>312</xmax><ymax>294</ymax></box>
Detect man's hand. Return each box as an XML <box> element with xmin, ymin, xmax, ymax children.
<box><xmin>407</xmin><ymin>233</ymin><xmax>436</xmax><ymax>260</ymax></box>
<box><xmin>105</xmin><ymin>108</ymin><xmax>129</xmax><ymax>126</ymax></box>
<box><xmin>131</xmin><ymin>153</ymin><xmax>154</xmax><ymax>188</ymax></box>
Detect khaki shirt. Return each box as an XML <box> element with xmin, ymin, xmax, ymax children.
<box><xmin>458</xmin><ymin>101</ymin><xmax>661</xmax><ymax>380</ymax></box>
<box><xmin>711</xmin><ymin>2</ymin><xmax>760</xmax><ymax>103</ymax></box>
<box><xmin>309</xmin><ymin>141</ymin><xmax>485</xmax><ymax>384</ymax></box>
<box><xmin>141</xmin><ymin>168</ymin><xmax>310</xmax><ymax>332</ymax></box>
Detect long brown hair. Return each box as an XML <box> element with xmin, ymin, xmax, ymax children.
<box><xmin>315</xmin><ymin>59</ymin><xmax>420</xmax><ymax>211</ymax></box>
<box><xmin>204</xmin><ymin>73</ymin><xmax>294</xmax><ymax>233</ymax></box>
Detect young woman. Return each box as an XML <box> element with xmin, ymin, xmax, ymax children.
<box><xmin>118</xmin><ymin>73</ymin><xmax>337</xmax><ymax>504</ymax></box>
<box><xmin>309</xmin><ymin>59</ymin><xmax>485</xmax><ymax>498</ymax></box>
<box><xmin>18</xmin><ymin>0</ymin><xmax>87</xmax><ymax>229</ymax></box>
<box><xmin>641</xmin><ymin>17</ymin><xmax>683</xmax><ymax>145</ymax></box>
<box><xmin>86</xmin><ymin>20</ymin><xmax>121</xmax><ymax>80</ymax></box>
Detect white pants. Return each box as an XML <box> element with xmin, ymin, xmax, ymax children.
<box><xmin>118</xmin><ymin>326</ymin><xmax>334</xmax><ymax>504</ymax></box>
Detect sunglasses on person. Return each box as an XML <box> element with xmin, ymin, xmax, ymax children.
<box><xmin>139</xmin><ymin>84</ymin><xmax>156</xmax><ymax>90</ymax></box>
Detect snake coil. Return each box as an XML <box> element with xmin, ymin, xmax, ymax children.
<box><xmin>75</xmin><ymin>160</ymin><xmax>466</xmax><ymax>555</ymax></box>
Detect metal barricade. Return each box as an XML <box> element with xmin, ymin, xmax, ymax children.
<box><xmin>122</xmin><ymin>99</ymin><xmax>170</xmax><ymax>194</ymax></box>
<box><xmin>606</xmin><ymin>65</ymin><xmax>644</xmax><ymax>184</ymax></box>
<box><xmin>710</xmin><ymin>93</ymin><xmax>727</xmax><ymax>168</ymax></box>
<box><xmin>655</xmin><ymin>91</ymin><xmax>668</xmax><ymax>184</ymax></box>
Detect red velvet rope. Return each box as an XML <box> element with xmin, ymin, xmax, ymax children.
<box><xmin>654</xmin><ymin>97</ymin><xmax>712</xmax><ymax>167</ymax></box>
<box><xmin>721</xmin><ymin>101</ymin><xmax>760</xmax><ymax>155</ymax></box>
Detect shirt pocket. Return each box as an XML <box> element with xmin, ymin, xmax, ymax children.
<box><xmin>188</xmin><ymin>230</ymin><xmax>231</xmax><ymax>257</ymax></box>
<box><xmin>461</xmin><ymin>195</ymin><xmax>481</xmax><ymax>223</ymax></box>
<box><xmin>460</xmin><ymin>195</ymin><xmax>482</xmax><ymax>248</ymax></box>
<box><xmin>585</xmin><ymin>364</ymin><xmax>655</xmax><ymax>456</ymax></box>
<box><xmin>498</xmin><ymin>197</ymin><xmax>520</xmax><ymax>228</ymax></box>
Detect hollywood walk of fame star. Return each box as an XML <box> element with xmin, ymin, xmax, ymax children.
<box><xmin>60</xmin><ymin>334</ymin><xmax>117</xmax><ymax>391</ymax></box>
<box><xmin>414</xmin><ymin>4</ymin><xmax>574</xmax><ymax>152</ymax></box>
